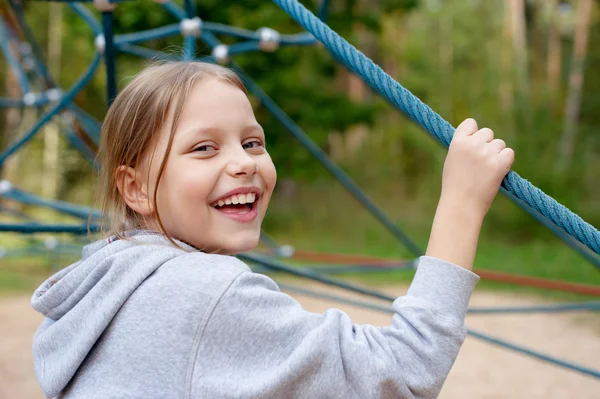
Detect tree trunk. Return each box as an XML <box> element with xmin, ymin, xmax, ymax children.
<box><xmin>500</xmin><ymin>0</ymin><xmax>514</xmax><ymax>115</ymax></box>
<box><xmin>510</xmin><ymin>0</ymin><xmax>530</xmax><ymax>106</ymax></box>
<box><xmin>557</xmin><ymin>0</ymin><xmax>593</xmax><ymax>174</ymax></box>
<box><xmin>546</xmin><ymin>0</ymin><xmax>562</xmax><ymax>110</ymax></box>
<box><xmin>439</xmin><ymin>5</ymin><xmax>453</xmax><ymax>119</ymax></box>
<box><xmin>42</xmin><ymin>2</ymin><xmax>63</xmax><ymax>200</ymax></box>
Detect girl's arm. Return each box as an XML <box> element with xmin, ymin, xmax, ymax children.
<box><xmin>190</xmin><ymin>262</ymin><xmax>477</xmax><ymax>399</ymax></box>
<box><xmin>426</xmin><ymin>118</ymin><xmax>514</xmax><ymax>270</ymax></box>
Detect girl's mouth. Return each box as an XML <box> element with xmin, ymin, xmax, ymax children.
<box><xmin>211</xmin><ymin>193</ymin><xmax>259</xmax><ymax>222</ymax></box>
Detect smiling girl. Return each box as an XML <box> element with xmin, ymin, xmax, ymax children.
<box><xmin>31</xmin><ymin>61</ymin><xmax>513</xmax><ymax>399</ymax></box>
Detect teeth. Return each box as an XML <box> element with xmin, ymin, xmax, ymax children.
<box><xmin>213</xmin><ymin>193</ymin><xmax>258</xmax><ymax>207</ymax></box>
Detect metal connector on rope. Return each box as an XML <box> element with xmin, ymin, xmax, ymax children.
<box><xmin>180</xmin><ymin>17</ymin><xmax>202</xmax><ymax>38</ymax></box>
<box><xmin>94</xmin><ymin>34</ymin><xmax>106</xmax><ymax>54</ymax></box>
<box><xmin>0</xmin><ymin>180</ymin><xmax>13</xmax><ymax>195</ymax></box>
<box><xmin>257</xmin><ymin>27</ymin><xmax>281</xmax><ymax>52</ymax></box>
<box><xmin>212</xmin><ymin>44</ymin><xmax>229</xmax><ymax>65</ymax></box>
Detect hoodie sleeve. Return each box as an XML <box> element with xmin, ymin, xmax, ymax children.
<box><xmin>188</xmin><ymin>256</ymin><xmax>479</xmax><ymax>399</ymax></box>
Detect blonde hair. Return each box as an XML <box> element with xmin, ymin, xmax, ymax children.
<box><xmin>95</xmin><ymin>61</ymin><xmax>246</xmax><ymax>240</ymax></box>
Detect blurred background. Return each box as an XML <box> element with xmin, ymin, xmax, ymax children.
<box><xmin>1</xmin><ymin>0</ymin><xmax>599</xmax><ymax>397</ymax></box>
<box><xmin>1</xmin><ymin>0</ymin><xmax>599</xmax><ymax>289</ymax></box>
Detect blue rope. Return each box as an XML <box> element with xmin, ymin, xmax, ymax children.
<box><xmin>67</xmin><ymin>104</ymin><xmax>102</xmax><ymax>144</ymax></box>
<box><xmin>3</xmin><ymin>1</ymin><xmax>103</xmax><ymax>167</ymax></box>
<box><xmin>1</xmin><ymin>185</ymin><xmax>102</xmax><ymax>220</ymax></box>
<box><xmin>201</xmin><ymin>22</ymin><xmax>316</xmax><ymax>46</ymax></box>
<box><xmin>0</xmin><ymin>18</ymin><xmax>31</xmax><ymax>93</ymax></box>
<box><xmin>0</xmin><ymin>97</ymin><xmax>44</xmax><ymax>108</ymax></box>
<box><xmin>248</xmin><ymin>257</ymin><xmax>600</xmax><ymax>379</ymax></box>
<box><xmin>114</xmin><ymin>24</ymin><xmax>181</xmax><ymax>46</ymax></box>
<box><xmin>63</xmin><ymin>127</ymin><xmax>97</xmax><ymax>163</ymax></box>
<box><xmin>0</xmin><ymin>53</ymin><xmax>102</xmax><ymax>166</ymax></box>
<box><xmin>67</xmin><ymin>3</ymin><xmax>102</xmax><ymax>36</ymax></box>
<box><xmin>228</xmin><ymin>41</ymin><xmax>262</xmax><ymax>56</ymax></box>
<box><xmin>500</xmin><ymin>187</ymin><xmax>600</xmax><ymax>268</ymax></box>
<box><xmin>467</xmin><ymin>329</ymin><xmax>600</xmax><ymax>379</ymax></box>
<box><xmin>272</xmin><ymin>0</ymin><xmax>600</xmax><ymax>257</ymax></box>
<box><xmin>182</xmin><ymin>0</ymin><xmax>196</xmax><ymax>60</ymax></box>
<box><xmin>6</xmin><ymin>0</ymin><xmax>55</xmax><ymax>87</ymax></box>
<box><xmin>0</xmin><ymin>244</ymin><xmax>83</xmax><ymax>260</ymax></box>
<box><xmin>202</xmin><ymin>22</ymin><xmax>260</xmax><ymax>40</ymax></box>
<box><xmin>259</xmin><ymin>231</ymin><xmax>284</xmax><ymax>252</ymax></box>
<box><xmin>0</xmin><ymin>224</ymin><xmax>98</xmax><ymax>234</ymax></box>
<box><xmin>160</xmin><ymin>1</ymin><xmax>187</xmax><ymax>21</ymax></box>
<box><xmin>183</xmin><ymin>0</ymin><xmax>195</xmax><ymax>18</ymax></box>
<box><xmin>240</xmin><ymin>252</ymin><xmax>397</xmax><ymax>301</ymax></box>
<box><xmin>275</xmin><ymin>281</ymin><xmax>600</xmax><ymax>315</ymax></box>
<box><xmin>102</xmin><ymin>11</ymin><xmax>118</xmax><ymax>106</ymax></box>
<box><xmin>0</xmin><ymin>98</ymin><xmax>23</xmax><ymax>108</ymax></box>
<box><xmin>304</xmin><ymin>263</ymin><xmax>415</xmax><ymax>274</ymax></box>
<box><xmin>116</xmin><ymin>43</ymin><xmax>179</xmax><ymax>61</ymax></box>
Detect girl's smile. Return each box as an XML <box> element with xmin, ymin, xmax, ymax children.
<box><xmin>210</xmin><ymin>185</ymin><xmax>262</xmax><ymax>223</ymax></box>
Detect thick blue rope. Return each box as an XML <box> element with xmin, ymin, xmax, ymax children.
<box><xmin>272</xmin><ymin>0</ymin><xmax>600</xmax><ymax>257</ymax></box>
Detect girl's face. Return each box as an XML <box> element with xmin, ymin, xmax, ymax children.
<box><xmin>145</xmin><ymin>78</ymin><xmax>277</xmax><ymax>254</ymax></box>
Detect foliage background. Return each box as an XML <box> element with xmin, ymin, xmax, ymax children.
<box><xmin>1</xmin><ymin>0</ymin><xmax>599</xmax><ymax>290</ymax></box>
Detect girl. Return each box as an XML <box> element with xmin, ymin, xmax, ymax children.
<box><xmin>31</xmin><ymin>61</ymin><xmax>514</xmax><ymax>398</ymax></box>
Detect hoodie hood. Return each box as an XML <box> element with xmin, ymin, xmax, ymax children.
<box><xmin>30</xmin><ymin>231</ymin><xmax>193</xmax><ymax>398</ymax></box>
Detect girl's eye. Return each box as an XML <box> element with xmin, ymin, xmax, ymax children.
<box><xmin>242</xmin><ymin>140</ymin><xmax>264</xmax><ymax>150</ymax></box>
<box><xmin>193</xmin><ymin>144</ymin><xmax>217</xmax><ymax>152</ymax></box>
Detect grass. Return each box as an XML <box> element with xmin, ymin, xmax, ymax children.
<box><xmin>0</xmin><ymin>249</ymin><xmax>81</xmax><ymax>296</ymax></box>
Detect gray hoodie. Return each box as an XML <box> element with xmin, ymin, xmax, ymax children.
<box><xmin>31</xmin><ymin>231</ymin><xmax>479</xmax><ymax>399</ymax></box>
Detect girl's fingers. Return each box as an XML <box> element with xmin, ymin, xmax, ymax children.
<box><xmin>454</xmin><ymin>118</ymin><xmax>479</xmax><ymax>138</ymax></box>
<box><xmin>473</xmin><ymin>128</ymin><xmax>494</xmax><ymax>143</ymax></box>
<box><xmin>498</xmin><ymin>147</ymin><xmax>515</xmax><ymax>169</ymax></box>
<box><xmin>489</xmin><ymin>138</ymin><xmax>506</xmax><ymax>153</ymax></box>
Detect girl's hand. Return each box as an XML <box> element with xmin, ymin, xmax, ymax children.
<box><xmin>440</xmin><ymin>118</ymin><xmax>514</xmax><ymax>220</ymax></box>
<box><xmin>424</xmin><ymin>118</ymin><xmax>514</xmax><ymax>271</ymax></box>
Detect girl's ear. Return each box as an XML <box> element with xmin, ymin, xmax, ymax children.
<box><xmin>115</xmin><ymin>165</ymin><xmax>154</xmax><ymax>216</ymax></box>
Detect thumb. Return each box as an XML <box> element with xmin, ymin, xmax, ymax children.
<box><xmin>453</xmin><ymin>118</ymin><xmax>479</xmax><ymax>139</ymax></box>
<box><xmin>498</xmin><ymin>147</ymin><xmax>515</xmax><ymax>173</ymax></box>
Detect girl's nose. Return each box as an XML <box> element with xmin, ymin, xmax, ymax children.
<box><xmin>226</xmin><ymin>150</ymin><xmax>258</xmax><ymax>177</ymax></box>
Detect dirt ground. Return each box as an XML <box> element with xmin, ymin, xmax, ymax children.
<box><xmin>2</xmin><ymin>282</ymin><xmax>599</xmax><ymax>399</ymax></box>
